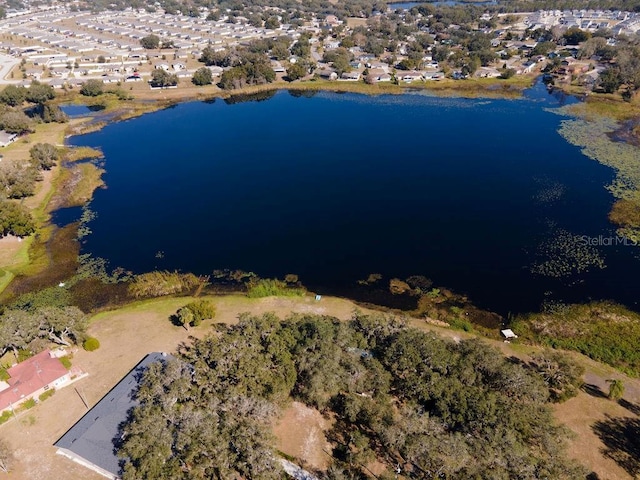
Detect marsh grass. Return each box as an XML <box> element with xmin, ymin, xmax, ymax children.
<box><xmin>63</xmin><ymin>146</ymin><xmax>103</xmax><ymax>163</ymax></box>
<box><xmin>554</xmin><ymin>110</ymin><xmax>640</xmax><ymax>242</ymax></box>
<box><xmin>513</xmin><ymin>301</ymin><xmax>640</xmax><ymax>377</ymax></box>
<box><xmin>246</xmin><ymin>278</ymin><xmax>306</xmax><ymax>298</ymax></box>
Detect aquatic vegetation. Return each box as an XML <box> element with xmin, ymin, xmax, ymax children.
<box><xmin>531</xmin><ymin>226</ymin><xmax>605</xmax><ymax>278</ymax></box>
<box><xmin>553</xmin><ymin>109</ymin><xmax>640</xmax><ymax>242</ymax></box>
<box><xmin>532</xmin><ymin>176</ymin><xmax>566</xmax><ymax>205</ymax></box>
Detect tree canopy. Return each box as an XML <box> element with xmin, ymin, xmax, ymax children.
<box><xmin>118</xmin><ymin>313</ymin><xmax>585</xmax><ymax>479</ymax></box>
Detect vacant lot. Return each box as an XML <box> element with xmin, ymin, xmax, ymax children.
<box><xmin>1</xmin><ymin>294</ymin><xmax>638</xmax><ymax>480</ymax></box>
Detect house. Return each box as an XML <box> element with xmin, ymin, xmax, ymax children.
<box><xmin>0</xmin><ymin>130</ymin><xmax>18</xmax><ymax>147</ymax></box>
<box><xmin>317</xmin><ymin>69</ymin><xmax>337</xmax><ymax>81</ymax></box>
<box><xmin>0</xmin><ymin>350</ymin><xmax>71</xmax><ymax>413</ymax></box>
<box><xmin>400</xmin><ymin>71</ymin><xmax>423</xmax><ymax>82</ymax></box>
<box><xmin>55</xmin><ymin>352</ymin><xmax>174</xmax><ymax>480</ymax></box>
<box><xmin>367</xmin><ymin>69</ymin><xmax>392</xmax><ymax>82</ymax></box>
<box><xmin>339</xmin><ymin>71</ymin><xmax>361</xmax><ymax>81</ymax></box>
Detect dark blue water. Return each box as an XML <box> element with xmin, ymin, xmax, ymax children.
<box><xmin>67</xmin><ymin>83</ymin><xmax>640</xmax><ymax>314</ymax></box>
<box><xmin>60</xmin><ymin>104</ymin><xmax>104</xmax><ymax>117</ymax></box>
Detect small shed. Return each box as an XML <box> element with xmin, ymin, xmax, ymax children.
<box><xmin>501</xmin><ymin>329</ymin><xmax>518</xmax><ymax>340</ymax></box>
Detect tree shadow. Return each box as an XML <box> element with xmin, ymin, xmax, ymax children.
<box><xmin>582</xmin><ymin>383</ymin><xmax>607</xmax><ymax>398</ymax></box>
<box><xmin>618</xmin><ymin>399</ymin><xmax>640</xmax><ymax>416</ymax></box>
<box><xmin>592</xmin><ymin>414</ymin><xmax>640</xmax><ymax>478</ymax></box>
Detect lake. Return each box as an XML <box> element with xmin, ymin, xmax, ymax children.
<box><xmin>66</xmin><ymin>83</ymin><xmax>640</xmax><ymax>315</ymax></box>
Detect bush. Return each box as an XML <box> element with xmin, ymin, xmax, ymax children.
<box><xmin>80</xmin><ymin>79</ymin><xmax>104</xmax><ymax>97</ymax></box>
<box><xmin>21</xmin><ymin>398</ymin><xmax>36</xmax><ymax>410</ymax></box>
<box><xmin>83</xmin><ymin>337</ymin><xmax>100</xmax><ymax>351</ymax></box>
<box><xmin>38</xmin><ymin>389</ymin><xmax>55</xmax><ymax>402</ymax></box>
<box><xmin>0</xmin><ymin>411</ymin><xmax>12</xmax><ymax>424</ymax></box>
<box><xmin>246</xmin><ymin>278</ymin><xmax>306</xmax><ymax>298</ymax></box>
<box><xmin>59</xmin><ymin>356</ymin><xmax>72</xmax><ymax>369</ymax></box>
<box><xmin>129</xmin><ymin>271</ymin><xmax>200</xmax><ymax>298</ymax></box>
<box><xmin>608</xmin><ymin>379</ymin><xmax>624</xmax><ymax>400</ymax></box>
<box><xmin>184</xmin><ymin>299</ymin><xmax>216</xmax><ymax>324</ymax></box>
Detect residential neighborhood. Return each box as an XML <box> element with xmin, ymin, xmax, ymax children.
<box><xmin>0</xmin><ymin>3</ymin><xmax>636</xmax><ymax>90</ymax></box>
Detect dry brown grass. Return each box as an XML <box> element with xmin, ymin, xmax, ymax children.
<box><xmin>554</xmin><ymin>392</ymin><xmax>638</xmax><ymax>480</ymax></box>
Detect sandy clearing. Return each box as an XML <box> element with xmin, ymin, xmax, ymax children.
<box><xmin>274</xmin><ymin>401</ymin><xmax>332</xmax><ymax>471</ymax></box>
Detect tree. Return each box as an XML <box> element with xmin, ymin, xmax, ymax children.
<box><xmin>140</xmin><ymin>34</ymin><xmax>160</xmax><ymax>50</ymax></box>
<box><xmin>29</xmin><ymin>143</ymin><xmax>60</xmax><ymax>171</ymax></box>
<box><xmin>286</xmin><ymin>62</ymin><xmax>307</xmax><ymax>81</ymax></box>
<box><xmin>607</xmin><ymin>379</ymin><xmax>624</xmax><ymax>400</ymax></box>
<box><xmin>0</xmin><ymin>85</ymin><xmax>26</xmax><ymax>106</ymax></box>
<box><xmin>264</xmin><ymin>16</ymin><xmax>280</xmax><ymax>30</ymax></box>
<box><xmin>500</xmin><ymin>68</ymin><xmax>516</xmax><ymax>79</ymax></box>
<box><xmin>530</xmin><ymin>350</ymin><xmax>585</xmax><ymax>402</ymax></box>
<box><xmin>0</xmin><ymin>110</ymin><xmax>34</xmax><ymax>134</ymax></box>
<box><xmin>80</xmin><ymin>79</ymin><xmax>104</xmax><ymax>96</ymax></box>
<box><xmin>0</xmin><ymin>162</ymin><xmax>38</xmax><ymax>198</ymax></box>
<box><xmin>175</xmin><ymin>306</ymin><xmax>194</xmax><ymax>329</ymax></box>
<box><xmin>150</xmin><ymin>69</ymin><xmax>178</xmax><ymax>88</ymax></box>
<box><xmin>40</xmin><ymin>102</ymin><xmax>67</xmax><ymax>123</ymax></box>
<box><xmin>25</xmin><ymin>81</ymin><xmax>55</xmax><ymax>104</ymax></box>
<box><xmin>191</xmin><ymin>67</ymin><xmax>212</xmax><ymax>86</ymax></box>
<box><xmin>0</xmin><ymin>199</ymin><xmax>35</xmax><ymax>238</ymax></box>
<box><xmin>563</xmin><ymin>27</ymin><xmax>591</xmax><ymax>45</ymax></box>
<box><xmin>598</xmin><ymin>67</ymin><xmax>623</xmax><ymax>93</ymax></box>
<box><xmin>199</xmin><ymin>46</ymin><xmax>233</xmax><ymax>67</ymax></box>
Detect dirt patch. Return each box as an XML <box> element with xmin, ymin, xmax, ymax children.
<box><xmin>274</xmin><ymin>401</ymin><xmax>332</xmax><ymax>471</ymax></box>
<box><xmin>0</xmin><ymin>235</ymin><xmax>26</xmax><ymax>268</ymax></box>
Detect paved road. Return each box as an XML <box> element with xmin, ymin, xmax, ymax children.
<box><xmin>0</xmin><ymin>53</ymin><xmax>21</xmax><ymax>84</ymax></box>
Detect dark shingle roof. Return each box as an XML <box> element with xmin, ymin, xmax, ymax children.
<box><xmin>54</xmin><ymin>352</ymin><xmax>173</xmax><ymax>478</ymax></box>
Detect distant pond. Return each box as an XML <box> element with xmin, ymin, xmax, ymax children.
<box><xmin>65</xmin><ymin>83</ymin><xmax>640</xmax><ymax>315</ymax></box>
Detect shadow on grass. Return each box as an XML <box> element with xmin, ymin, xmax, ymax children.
<box><xmin>592</xmin><ymin>414</ymin><xmax>640</xmax><ymax>478</ymax></box>
<box><xmin>582</xmin><ymin>383</ymin><xmax>607</xmax><ymax>399</ymax></box>
<box><xmin>618</xmin><ymin>399</ymin><xmax>640</xmax><ymax>416</ymax></box>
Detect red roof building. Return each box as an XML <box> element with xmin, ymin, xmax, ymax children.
<box><xmin>0</xmin><ymin>350</ymin><xmax>71</xmax><ymax>413</ymax></box>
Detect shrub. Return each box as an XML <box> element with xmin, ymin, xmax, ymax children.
<box><xmin>21</xmin><ymin>398</ymin><xmax>36</xmax><ymax>410</ymax></box>
<box><xmin>17</xmin><ymin>349</ymin><xmax>32</xmax><ymax>362</ymax></box>
<box><xmin>83</xmin><ymin>337</ymin><xmax>100</xmax><ymax>351</ymax></box>
<box><xmin>0</xmin><ymin>411</ymin><xmax>11</xmax><ymax>424</ymax></box>
<box><xmin>246</xmin><ymin>278</ymin><xmax>306</xmax><ymax>298</ymax></box>
<box><xmin>59</xmin><ymin>356</ymin><xmax>72</xmax><ymax>369</ymax></box>
<box><xmin>185</xmin><ymin>299</ymin><xmax>216</xmax><ymax>324</ymax></box>
<box><xmin>608</xmin><ymin>379</ymin><xmax>624</xmax><ymax>400</ymax></box>
<box><xmin>38</xmin><ymin>389</ymin><xmax>55</xmax><ymax>402</ymax></box>
<box><xmin>128</xmin><ymin>271</ymin><xmax>200</xmax><ymax>298</ymax></box>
